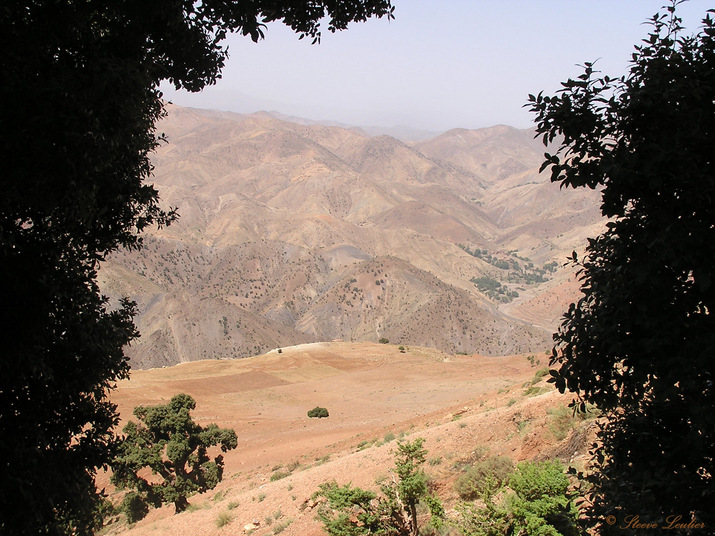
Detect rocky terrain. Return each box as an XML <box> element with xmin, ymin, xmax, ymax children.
<box><xmin>99</xmin><ymin>105</ymin><xmax>604</xmax><ymax>368</ymax></box>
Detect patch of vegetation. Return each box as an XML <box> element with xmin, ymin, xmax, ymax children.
<box><xmin>526</xmin><ymin>354</ymin><xmax>541</xmax><ymax>367</ymax></box>
<box><xmin>307</xmin><ymin>406</ymin><xmax>329</xmax><ymax>418</ymax></box>
<box><xmin>272</xmin><ymin>519</ymin><xmax>293</xmax><ymax>534</ymax></box>
<box><xmin>215</xmin><ymin>511</ymin><xmax>233</xmax><ymax>528</ymax></box>
<box><xmin>513</xmin><ymin>412</ymin><xmax>531</xmax><ymax>433</ymax></box>
<box><xmin>314</xmin><ymin>454</ymin><xmax>331</xmax><ymax>466</ymax></box>
<box><xmin>379</xmin><ymin>337</ymin><xmax>390</xmax><ymax>344</ymax></box>
<box><xmin>459</xmin><ymin>245</ymin><xmax>555</xmax><ymax>296</ymax></box>
<box><xmin>270</xmin><ymin>470</ymin><xmax>290</xmax><ymax>481</ymax></box>
<box><xmin>316</xmin><ymin>438</ymin><xmax>444</xmax><ymax>536</ymax></box>
<box><xmin>454</xmin><ymin>455</ymin><xmax>514</xmax><ymax>501</ymax></box>
<box><xmin>469</xmin><ymin>276</ymin><xmax>519</xmax><ymax>303</ymax></box>
<box><xmin>522</xmin><ymin>385</ymin><xmax>549</xmax><ymax>397</ymax></box>
<box><xmin>456</xmin><ymin>460</ymin><xmax>579</xmax><ymax>536</ymax></box>
<box><xmin>287</xmin><ymin>459</ymin><xmax>301</xmax><ymax>472</ymax></box>
<box><xmin>534</xmin><ymin>367</ymin><xmax>549</xmax><ymax>379</ymax></box>
<box><xmin>356</xmin><ymin>438</ymin><xmax>380</xmax><ymax>451</ymax></box>
<box><xmin>522</xmin><ymin>367</ymin><xmax>553</xmax><ymax>397</ymax></box>
<box><xmin>547</xmin><ymin>404</ymin><xmax>596</xmax><ymax>441</ymax></box>
<box><xmin>120</xmin><ymin>492</ymin><xmax>148</xmax><ymax>524</ymax></box>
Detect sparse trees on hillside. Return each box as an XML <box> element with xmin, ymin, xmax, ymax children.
<box><xmin>0</xmin><ymin>2</ymin><xmax>394</xmax><ymax>534</ymax></box>
<box><xmin>528</xmin><ymin>3</ymin><xmax>715</xmax><ymax>530</ymax></box>
<box><xmin>111</xmin><ymin>394</ymin><xmax>237</xmax><ymax>519</ymax></box>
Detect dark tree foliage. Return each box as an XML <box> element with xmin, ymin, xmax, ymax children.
<box><xmin>110</xmin><ymin>394</ymin><xmax>237</xmax><ymax>518</ymax></box>
<box><xmin>0</xmin><ymin>2</ymin><xmax>393</xmax><ymax>535</ymax></box>
<box><xmin>527</xmin><ymin>4</ymin><xmax>714</xmax><ymax>532</ymax></box>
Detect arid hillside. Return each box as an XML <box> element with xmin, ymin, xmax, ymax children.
<box><xmin>102</xmin><ymin>342</ymin><xmax>593</xmax><ymax>536</ymax></box>
<box><xmin>100</xmin><ymin>105</ymin><xmax>604</xmax><ymax>368</ymax></box>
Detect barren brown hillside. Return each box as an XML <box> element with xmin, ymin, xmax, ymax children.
<box><xmin>102</xmin><ymin>342</ymin><xmax>593</xmax><ymax>536</ymax></box>
<box><xmin>100</xmin><ymin>105</ymin><xmax>604</xmax><ymax>368</ymax></box>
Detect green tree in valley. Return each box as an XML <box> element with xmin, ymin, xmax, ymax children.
<box><xmin>0</xmin><ymin>2</ymin><xmax>394</xmax><ymax>534</ymax></box>
<box><xmin>111</xmin><ymin>394</ymin><xmax>237</xmax><ymax>518</ymax></box>
<box><xmin>316</xmin><ymin>438</ymin><xmax>443</xmax><ymax>536</ymax></box>
<box><xmin>527</xmin><ymin>3</ymin><xmax>714</xmax><ymax>531</ymax></box>
<box><xmin>308</xmin><ymin>406</ymin><xmax>330</xmax><ymax>418</ymax></box>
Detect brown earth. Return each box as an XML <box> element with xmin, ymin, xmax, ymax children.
<box><xmin>102</xmin><ymin>342</ymin><xmax>592</xmax><ymax>536</ymax></box>
<box><xmin>99</xmin><ymin>104</ymin><xmax>604</xmax><ymax>369</ymax></box>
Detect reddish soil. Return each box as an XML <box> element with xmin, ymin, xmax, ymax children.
<box><xmin>102</xmin><ymin>342</ymin><xmax>587</xmax><ymax>536</ymax></box>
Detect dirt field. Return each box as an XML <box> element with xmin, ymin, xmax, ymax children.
<box><xmin>103</xmin><ymin>342</ymin><xmax>585</xmax><ymax>536</ymax></box>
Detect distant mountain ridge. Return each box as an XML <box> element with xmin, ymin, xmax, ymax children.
<box><xmin>99</xmin><ymin>104</ymin><xmax>603</xmax><ymax>368</ymax></box>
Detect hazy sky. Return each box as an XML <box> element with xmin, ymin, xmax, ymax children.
<box><xmin>161</xmin><ymin>1</ymin><xmax>712</xmax><ymax>133</ymax></box>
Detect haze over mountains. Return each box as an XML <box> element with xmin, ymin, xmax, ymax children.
<box><xmin>100</xmin><ymin>104</ymin><xmax>604</xmax><ymax>369</ymax></box>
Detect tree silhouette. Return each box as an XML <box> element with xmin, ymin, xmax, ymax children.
<box><xmin>528</xmin><ymin>3</ymin><xmax>715</xmax><ymax>531</ymax></box>
<box><xmin>0</xmin><ymin>2</ymin><xmax>394</xmax><ymax>534</ymax></box>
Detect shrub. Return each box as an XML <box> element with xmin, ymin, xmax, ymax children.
<box><xmin>457</xmin><ymin>460</ymin><xmax>579</xmax><ymax>536</ymax></box>
<box><xmin>454</xmin><ymin>455</ymin><xmax>514</xmax><ymax>501</ymax></box>
<box><xmin>120</xmin><ymin>492</ymin><xmax>148</xmax><ymax>524</ymax></box>
<box><xmin>215</xmin><ymin>511</ymin><xmax>233</xmax><ymax>528</ymax></box>
<box><xmin>316</xmin><ymin>438</ymin><xmax>443</xmax><ymax>536</ymax></box>
<box><xmin>272</xmin><ymin>519</ymin><xmax>293</xmax><ymax>534</ymax></box>
<box><xmin>308</xmin><ymin>406</ymin><xmax>329</xmax><ymax>418</ymax></box>
<box><xmin>270</xmin><ymin>470</ymin><xmax>290</xmax><ymax>481</ymax></box>
<box><xmin>547</xmin><ymin>404</ymin><xmax>595</xmax><ymax>441</ymax></box>
<box><xmin>534</xmin><ymin>367</ymin><xmax>549</xmax><ymax>379</ymax></box>
<box><xmin>379</xmin><ymin>337</ymin><xmax>389</xmax><ymax>344</ymax></box>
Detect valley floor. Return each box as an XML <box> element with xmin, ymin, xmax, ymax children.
<box><xmin>103</xmin><ymin>342</ymin><xmax>589</xmax><ymax>536</ymax></box>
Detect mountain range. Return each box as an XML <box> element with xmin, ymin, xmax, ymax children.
<box><xmin>99</xmin><ymin>104</ymin><xmax>604</xmax><ymax>369</ymax></box>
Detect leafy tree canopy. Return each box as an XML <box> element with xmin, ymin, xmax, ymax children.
<box><xmin>111</xmin><ymin>394</ymin><xmax>237</xmax><ymax>518</ymax></box>
<box><xmin>0</xmin><ymin>2</ymin><xmax>393</xmax><ymax>534</ymax></box>
<box><xmin>527</xmin><ymin>2</ymin><xmax>714</xmax><ymax>530</ymax></box>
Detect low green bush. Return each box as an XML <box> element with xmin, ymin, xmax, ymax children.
<box><xmin>308</xmin><ymin>406</ymin><xmax>329</xmax><ymax>418</ymax></box>
<box><xmin>270</xmin><ymin>470</ymin><xmax>290</xmax><ymax>481</ymax></box>
<box><xmin>457</xmin><ymin>460</ymin><xmax>579</xmax><ymax>536</ymax></box>
<box><xmin>454</xmin><ymin>455</ymin><xmax>514</xmax><ymax>500</ymax></box>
